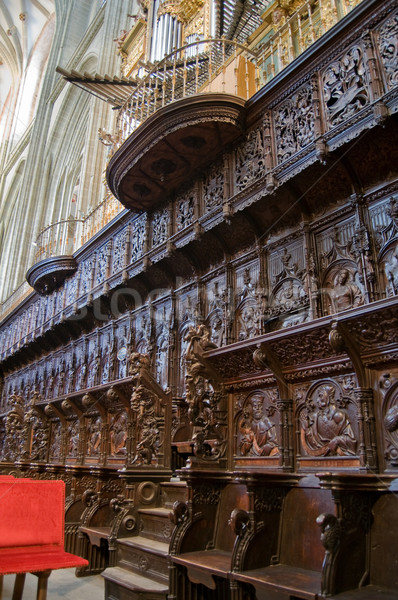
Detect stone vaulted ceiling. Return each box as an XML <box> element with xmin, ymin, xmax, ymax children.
<box><xmin>0</xmin><ymin>0</ymin><xmax>55</xmax><ymax>142</ymax></box>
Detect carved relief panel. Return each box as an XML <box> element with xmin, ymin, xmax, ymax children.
<box><xmin>372</xmin><ymin>197</ymin><xmax>398</xmax><ymax>297</ymax></box>
<box><xmin>267</xmin><ymin>242</ymin><xmax>309</xmax><ymax>329</ymax></box>
<box><xmin>379</xmin><ymin>374</ymin><xmax>398</xmax><ymax>470</ymax></box>
<box><xmin>109</xmin><ymin>410</ymin><xmax>128</xmax><ymax>459</ymax></box>
<box><xmin>115</xmin><ymin>319</ymin><xmax>131</xmax><ymax>380</ymax></box>
<box><xmin>86</xmin><ymin>336</ymin><xmax>100</xmax><ymax>389</ymax></box>
<box><xmin>235</xmin><ymin>264</ymin><xmax>261</xmax><ymax>341</ymax></box>
<box><xmin>1</xmin><ymin>394</ymin><xmax>25</xmax><ymax>462</ymax></box>
<box><xmin>273</xmin><ymin>83</ymin><xmax>315</xmax><ymax>164</ymax></box>
<box><xmin>205</xmin><ymin>279</ymin><xmax>227</xmax><ymax>348</ymax></box>
<box><xmin>234</xmin><ymin>389</ymin><xmax>281</xmax><ymax>468</ymax></box>
<box><xmin>316</xmin><ymin>220</ymin><xmax>366</xmax><ymax>314</ymax></box>
<box><xmin>80</xmin><ymin>257</ymin><xmax>95</xmax><ymax>295</ymax></box>
<box><xmin>154</xmin><ymin>303</ymin><xmax>171</xmax><ymax>391</ymax></box>
<box><xmin>235</xmin><ymin>126</ymin><xmax>266</xmax><ymax>193</ymax></box>
<box><xmin>322</xmin><ymin>43</ymin><xmax>370</xmax><ymax>127</ymax></box>
<box><xmin>295</xmin><ymin>376</ymin><xmax>360</xmax><ymax>469</ymax></box>
<box><xmin>85</xmin><ymin>415</ymin><xmax>102</xmax><ymax>460</ymax></box>
<box><xmin>131</xmin><ymin>213</ymin><xmax>147</xmax><ymax>262</ymax></box>
<box><xmin>176</xmin><ymin>188</ymin><xmax>196</xmax><ymax>231</ymax></box>
<box><xmin>66</xmin><ymin>418</ymin><xmax>80</xmax><ymax>460</ymax></box>
<box><xmin>129</xmin><ymin>353</ymin><xmax>166</xmax><ymax>467</ymax></box>
<box><xmin>48</xmin><ymin>420</ymin><xmax>64</xmax><ymax>463</ymax></box>
<box><xmin>135</xmin><ymin>310</ymin><xmax>152</xmax><ymax>355</ymax></box>
<box><xmin>376</xmin><ymin>10</ymin><xmax>398</xmax><ymax>91</ymax></box>
<box><xmin>25</xmin><ymin>400</ymin><xmax>50</xmax><ymax>463</ymax></box>
<box><xmin>151</xmin><ymin>207</ymin><xmax>169</xmax><ymax>248</ymax></box>
<box><xmin>203</xmin><ymin>159</ymin><xmax>224</xmax><ymax>212</ymax></box>
<box><xmin>112</xmin><ymin>226</ymin><xmax>129</xmax><ymax>274</ymax></box>
<box><xmin>96</xmin><ymin>243</ymin><xmax>109</xmax><ymax>285</ymax></box>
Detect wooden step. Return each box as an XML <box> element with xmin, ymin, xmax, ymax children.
<box><xmin>117</xmin><ymin>536</ymin><xmax>170</xmax><ymax>582</ymax></box>
<box><xmin>160</xmin><ymin>480</ymin><xmax>187</xmax><ymax>509</ymax></box>
<box><xmin>102</xmin><ymin>566</ymin><xmax>168</xmax><ymax>600</ymax></box>
<box><xmin>138</xmin><ymin>507</ymin><xmax>175</xmax><ymax>543</ymax></box>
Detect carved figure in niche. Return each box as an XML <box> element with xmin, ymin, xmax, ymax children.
<box><xmin>49</xmin><ymin>422</ymin><xmax>62</xmax><ymax>459</ymax></box>
<box><xmin>300</xmin><ymin>384</ymin><xmax>356</xmax><ymax>456</ymax></box>
<box><xmin>30</xmin><ymin>413</ymin><xmax>49</xmax><ymax>462</ymax></box>
<box><xmin>67</xmin><ymin>421</ymin><xmax>79</xmax><ymax>457</ymax></box>
<box><xmin>238</xmin><ymin>394</ymin><xmax>279</xmax><ymax>457</ymax></box>
<box><xmin>87</xmin><ymin>416</ymin><xmax>101</xmax><ymax>456</ymax></box>
<box><xmin>2</xmin><ymin>404</ymin><xmax>24</xmax><ymax>461</ymax></box>
<box><xmin>210</xmin><ymin>313</ymin><xmax>224</xmax><ymax>347</ymax></box>
<box><xmin>237</xmin><ymin>303</ymin><xmax>260</xmax><ymax>341</ymax></box>
<box><xmin>110</xmin><ymin>411</ymin><xmax>127</xmax><ymax>456</ymax></box>
<box><xmin>384</xmin><ymin>405</ymin><xmax>398</xmax><ymax>433</ymax></box>
<box><xmin>328</xmin><ymin>269</ymin><xmax>364</xmax><ymax>313</ymax></box>
<box><xmin>131</xmin><ymin>387</ymin><xmax>160</xmax><ymax>465</ymax></box>
<box><xmin>384</xmin><ymin>244</ymin><xmax>398</xmax><ymax>295</ymax></box>
<box><xmin>133</xmin><ymin>414</ymin><xmax>159</xmax><ymax>465</ymax></box>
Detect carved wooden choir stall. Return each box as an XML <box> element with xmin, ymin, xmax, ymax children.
<box><xmin>0</xmin><ymin>1</ymin><xmax>398</xmax><ymax>599</ymax></box>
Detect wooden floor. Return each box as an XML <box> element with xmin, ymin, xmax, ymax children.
<box><xmin>1</xmin><ymin>570</ymin><xmax>104</xmax><ymax>600</ymax></box>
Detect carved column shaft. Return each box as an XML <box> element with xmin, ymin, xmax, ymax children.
<box><xmin>277</xmin><ymin>399</ymin><xmax>293</xmax><ymax>469</ymax></box>
<box><xmin>355</xmin><ymin>387</ymin><xmax>378</xmax><ymax>470</ymax></box>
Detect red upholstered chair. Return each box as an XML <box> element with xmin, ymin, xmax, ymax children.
<box><xmin>0</xmin><ymin>479</ymin><xmax>88</xmax><ymax>600</ymax></box>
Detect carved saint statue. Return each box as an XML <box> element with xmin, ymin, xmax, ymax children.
<box><xmin>300</xmin><ymin>384</ymin><xmax>356</xmax><ymax>456</ymax></box>
<box><xmin>384</xmin><ymin>245</ymin><xmax>398</xmax><ymax>295</ymax></box>
<box><xmin>328</xmin><ymin>269</ymin><xmax>364</xmax><ymax>313</ymax></box>
<box><xmin>239</xmin><ymin>394</ymin><xmax>279</xmax><ymax>457</ymax></box>
<box><xmin>87</xmin><ymin>416</ymin><xmax>101</xmax><ymax>456</ymax></box>
<box><xmin>110</xmin><ymin>411</ymin><xmax>128</xmax><ymax>456</ymax></box>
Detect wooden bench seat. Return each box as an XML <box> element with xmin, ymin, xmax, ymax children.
<box><xmin>230</xmin><ymin>485</ymin><xmax>335</xmax><ymax>600</ymax></box>
<box><xmin>329</xmin><ymin>586</ymin><xmax>398</xmax><ymax>600</ymax></box>
<box><xmin>172</xmin><ymin>549</ymin><xmax>231</xmax><ymax>588</ymax></box>
<box><xmin>170</xmin><ymin>480</ymin><xmax>248</xmax><ymax>595</ymax></box>
<box><xmin>0</xmin><ymin>479</ymin><xmax>88</xmax><ymax>600</ymax></box>
<box><xmin>233</xmin><ymin>564</ymin><xmax>322</xmax><ymax>600</ymax></box>
<box><xmin>328</xmin><ymin>492</ymin><xmax>398</xmax><ymax>600</ymax></box>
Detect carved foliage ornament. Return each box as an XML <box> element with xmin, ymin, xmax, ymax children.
<box><xmin>184</xmin><ymin>324</ymin><xmax>226</xmax><ymax>461</ymax></box>
<box><xmin>274</xmin><ymin>84</ymin><xmax>315</xmax><ymax>164</ymax></box>
<box><xmin>235</xmin><ymin>127</ymin><xmax>266</xmax><ymax>193</ymax></box>
<box><xmin>131</xmin><ymin>214</ymin><xmax>146</xmax><ymax>262</ymax></box>
<box><xmin>1</xmin><ymin>394</ymin><xmax>25</xmax><ymax>461</ymax></box>
<box><xmin>323</xmin><ymin>44</ymin><xmax>369</xmax><ymax>127</ymax></box>
<box><xmin>203</xmin><ymin>162</ymin><xmax>224</xmax><ymax>211</ymax></box>
<box><xmin>377</xmin><ymin>12</ymin><xmax>398</xmax><ymax>91</ymax></box>
<box><xmin>176</xmin><ymin>192</ymin><xmax>195</xmax><ymax>231</ymax></box>
<box><xmin>152</xmin><ymin>208</ymin><xmax>169</xmax><ymax>248</ymax></box>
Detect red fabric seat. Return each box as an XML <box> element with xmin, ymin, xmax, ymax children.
<box><xmin>0</xmin><ymin>479</ymin><xmax>88</xmax><ymax>600</ymax></box>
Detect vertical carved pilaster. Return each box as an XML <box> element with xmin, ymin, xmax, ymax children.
<box><xmin>361</xmin><ymin>30</ymin><xmax>384</xmax><ymax>101</ymax></box>
<box><xmin>123</xmin><ymin>223</ymin><xmax>131</xmax><ymax>275</ymax></box>
<box><xmin>263</xmin><ymin>109</ymin><xmax>276</xmax><ymax>192</ymax></box>
<box><xmin>354</xmin><ymin>387</ymin><xmax>378</xmax><ymax>470</ymax></box>
<box><xmin>311</xmin><ymin>73</ymin><xmax>327</xmax><ymax>163</ymax></box>
<box><xmin>100</xmin><ymin>422</ymin><xmax>109</xmax><ymax>466</ymax></box>
<box><xmin>277</xmin><ymin>399</ymin><xmax>293</xmax><ymax>470</ymax></box>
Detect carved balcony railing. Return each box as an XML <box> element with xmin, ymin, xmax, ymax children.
<box><xmin>24</xmin><ymin>191</ymin><xmax>124</xmax><ymax>295</ymax></box>
<box><xmin>116</xmin><ymin>38</ymin><xmax>259</xmax><ymax>143</ymax></box>
<box><xmin>81</xmin><ymin>191</ymin><xmax>124</xmax><ymax>245</ymax></box>
<box><xmin>0</xmin><ymin>281</ymin><xmax>33</xmax><ymax>322</ymax></box>
<box><xmin>33</xmin><ymin>218</ymin><xmax>84</xmax><ymax>264</ymax></box>
<box><xmin>115</xmin><ymin>0</ymin><xmax>363</xmax><ymax>147</ymax></box>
